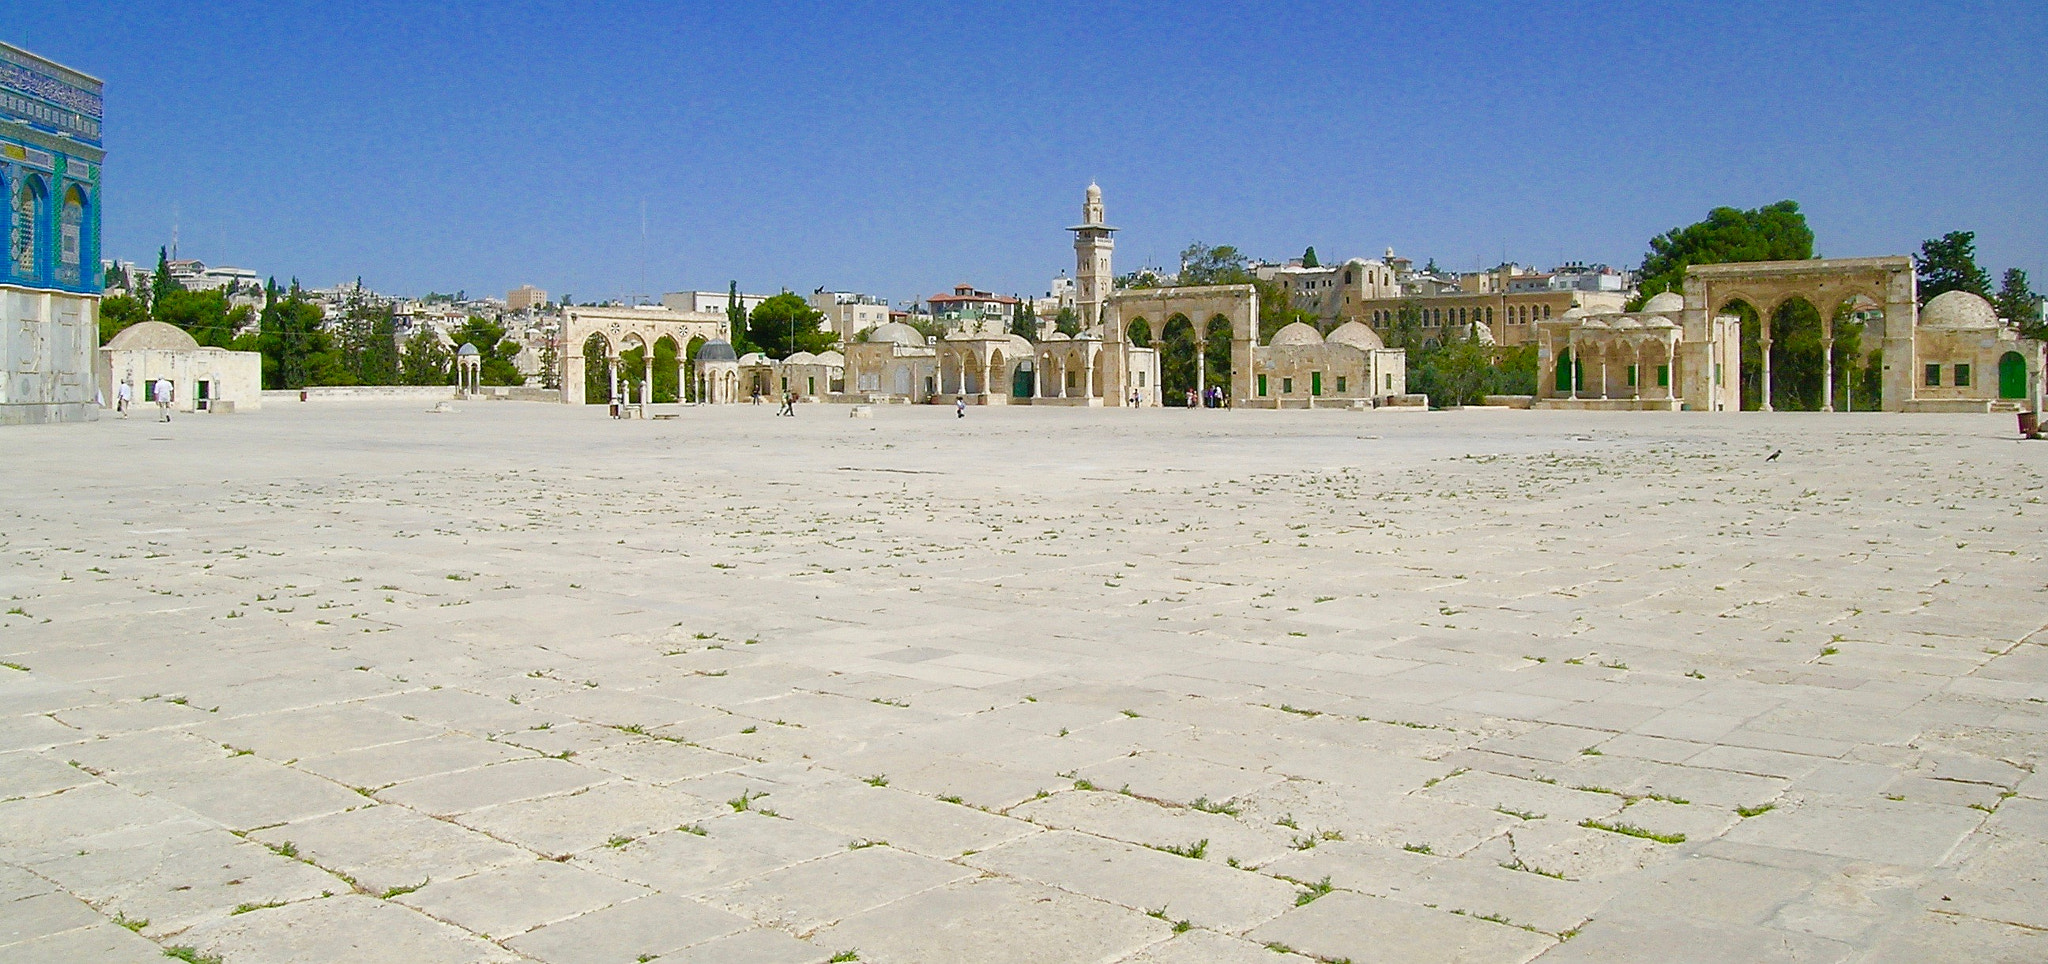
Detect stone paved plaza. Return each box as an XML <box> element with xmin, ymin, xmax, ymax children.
<box><xmin>3</xmin><ymin>401</ymin><xmax>2046</xmax><ymax>963</ymax></box>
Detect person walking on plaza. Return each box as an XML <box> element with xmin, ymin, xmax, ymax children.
<box><xmin>955</xmin><ymin>396</ymin><xmax>966</xmax><ymax>419</ymax></box>
<box><xmin>154</xmin><ymin>377</ymin><xmax>174</xmax><ymax>421</ymax></box>
<box><xmin>781</xmin><ymin>391</ymin><xmax>796</xmax><ymax>416</ymax></box>
<box><xmin>115</xmin><ymin>379</ymin><xmax>131</xmax><ymax>418</ymax></box>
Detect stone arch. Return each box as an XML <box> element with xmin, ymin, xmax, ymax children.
<box><xmin>684</xmin><ymin>335</ymin><xmax>707</xmax><ymax>401</ymax></box>
<box><xmin>13</xmin><ymin>172</ymin><xmax>48</xmax><ymax>280</ymax></box>
<box><xmin>580</xmin><ymin>332</ymin><xmax>614</xmax><ymax>404</ymax></box>
<box><xmin>1765</xmin><ymin>295</ymin><xmax>1826</xmax><ymax>411</ymax></box>
<box><xmin>1160</xmin><ymin>314</ymin><xmax>1198</xmax><ymax>405</ymax></box>
<box><xmin>57</xmin><ymin>184</ymin><xmax>87</xmax><ymax>287</ymax></box>
<box><xmin>1126</xmin><ymin>317</ymin><xmax>1153</xmax><ymax>347</ymax></box>
<box><xmin>653</xmin><ymin>334</ymin><xmax>682</xmax><ymax>403</ymax></box>
<box><xmin>1685</xmin><ymin>257</ymin><xmax>1917</xmax><ymax>411</ymax></box>
<box><xmin>1204</xmin><ymin>314</ymin><xmax>1233</xmax><ymax>396</ymax></box>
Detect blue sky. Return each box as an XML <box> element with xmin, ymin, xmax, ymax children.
<box><xmin>9</xmin><ymin>1</ymin><xmax>2043</xmax><ymax>305</ymax></box>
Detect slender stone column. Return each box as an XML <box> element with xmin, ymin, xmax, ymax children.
<box><xmin>1821</xmin><ymin>337</ymin><xmax>1835</xmax><ymax>412</ymax></box>
<box><xmin>643</xmin><ymin>355</ymin><xmax>654</xmax><ymax>406</ymax></box>
<box><xmin>1567</xmin><ymin>334</ymin><xmax>1579</xmax><ymax>400</ymax></box>
<box><xmin>607</xmin><ymin>356</ymin><xmax>619</xmax><ymax>405</ymax></box>
<box><xmin>1598</xmin><ymin>350</ymin><xmax>1609</xmax><ymax>400</ymax></box>
<box><xmin>1759</xmin><ymin>310</ymin><xmax>1774</xmax><ymax>412</ymax></box>
<box><xmin>1083</xmin><ymin>354</ymin><xmax>1096</xmax><ymax>400</ymax></box>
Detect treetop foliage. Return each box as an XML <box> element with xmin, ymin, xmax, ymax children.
<box><xmin>1636</xmin><ymin>201</ymin><xmax>1815</xmax><ymax>302</ymax></box>
<box><xmin>1915</xmin><ymin>231</ymin><xmax>1994</xmax><ymax>305</ymax></box>
<box><xmin>745</xmin><ymin>292</ymin><xmax>839</xmax><ymax>359</ymax></box>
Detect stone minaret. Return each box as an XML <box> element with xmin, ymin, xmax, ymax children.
<box><xmin>1068</xmin><ymin>182</ymin><xmax>1116</xmax><ymax>333</ymax></box>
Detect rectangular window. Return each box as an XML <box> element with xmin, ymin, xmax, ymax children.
<box><xmin>1067</xmin><ymin>371</ymin><xmax>1077</xmax><ymax>389</ymax></box>
<box><xmin>1282</xmin><ymin>377</ymin><xmax>1293</xmax><ymax>394</ymax></box>
<box><xmin>1336</xmin><ymin>376</ymin><xmax>1347</xmax><ymax>393</ymax></box>
<box><xmin>1656</xmin><ymin>364</ymin><xmax>1669</xmax><ymax>387</ymax></box>
<box><xmin>1257</xmin><ymin>374</ymin><xmax>1268</xmax><ymax>396</ymax></box>
<box><xmin>1311</xmin><ymin>372</ymin><xmax>1323</xmax><ymax>396</ymax></box>
<box><xmin>1138</xmin><ymin>372</ymin><xmax>1146</xmax><ymax>387</ymax></box>
<box><xmin>1626</xmin><ymin>365</ymin><xmax>1638</xmax><ymax>387</ymax></box>
<box><xmin>1385</xmin><ymin>373</ymin><xmax>1392</xmax><ymax>390</ymax></box>
<box><xmin>1955</xmin><ymin>364</ymin><xmax>1971</xmax><ymax>387</ymax></box>
<box><xmin>1925</xmin><ymin>363</ymin><xmax>1941</xmax><ymax>387</ymax></box>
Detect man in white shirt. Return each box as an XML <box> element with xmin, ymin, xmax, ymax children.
<box><xmin>115</xmin><ymin>380</ymin><xmax>132</xmax><ymax>417</ymax></box>
<box><xmin>155</xmin><ymin>378</ymin><xmax>174</xmax><ymax>422</ymax></box>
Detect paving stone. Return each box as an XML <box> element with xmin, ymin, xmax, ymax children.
<box><xmin>293</xmin><ymin>732</ymin><xmax>534</xmax><ymax>788</ymax></box>
<box><xmin>504</xmin><ymin>893</ymin><xmax>751</xmax><ymax>964</ymax></box>
<box><xmin>662</xmin><ymin>927</ymin><xmax>835</xmax><ymax>964</ymax></box>
<box><xmin>1719</xmin><ymin>798</ymin><xmax>1983</xmax><ymax>867</ymax></box>
<box><xmin>965</xmin><ymin>829</ymin><xmax>1298</xmax><ymax>932</ymax></box>
<box><xmin>182</xmin><ymin>894</ymin><xmax>520</xmax><ymax>963</ymax></box>
<box><xmin>705</xmin><ymin>845</ymin><xmax>975</xmax><ymax>931</ymax></box>
<box><xmin>396</xmin><ymin>858</ymin><xmax>649</xmax><ymax>939</ymax></box>
<box><xmin>0</xmin><ymin>921</ymin><xmax>167</xmax><ymax>963</ymax></box>
<box><xmin>249</xmin><ymin>804</ymin><xmax>528</xmax><ymax>896</ymax></box>
<box><xmin>454</xmin><ymin>779</ymin><xmax>721</xmax><ymax>857</ymax></box>
<box><xmin>1530</xmin><ymin>914</ymin><xmax>1852</xmax><ymax>963</ymax></box>
<box><xmin>377</xmin><ymin>757</ymin><xmax>611</xmax><ymax>816</ymax></box>
<box><xmin>812</xmin><ymin>876</ymin><xmax>1166</xmax><ymax>964</ymax></box>
<box><xmin>1247</xmin><ymin>891</ymin><xmax>1554</xmax><ymax>963</ymax></box>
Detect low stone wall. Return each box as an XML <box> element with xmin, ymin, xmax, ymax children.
<box><xmin>1481</xmin><ymin>395</ymin><xmax>1534</xmax><ymax>409</ymax></box>
<box><xmin>263</xmin><ymin>386</ymin><xmax>561</xmax><ymax>403</ymax></box>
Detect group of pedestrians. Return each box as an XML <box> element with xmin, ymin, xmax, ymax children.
<box><xmin>1179</xmin><ymin>386</ymin><xmax>1228</xmax><ymax>409</ymax></box>
<box><xmin>105</xmin><ymin>378</ymin><xmax>174</xmax><ymax>421</ymax></box>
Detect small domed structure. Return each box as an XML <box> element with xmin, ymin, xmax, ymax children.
<box><xmin>1325</xmin><ymin>320</ymin><xmax>1384</xmax><ymax>350</ymax></box>
<box><xmin>1004</xmin><ymin>334</ymin><xmax>1034</xmax><ymax>355</ymax></box>
<box><xmin>1920</xmin><ymin>290</ymin><xmax>1999</xmax><ymax>330</ymax></box>
<box><xmin>104</xmin><ymin>321</ymin><xmax>200</xmax><ymax>352</ymax></box>
<box><xmin>1642</xmin><ymin>291</ymin><xmax>1685</xmax><ymax>314</ymax></box>
<box><xmin>737</xmin><ymin>352</ymin><xmax>768</xmax><ymax>367</ymax></box>
<box><xmin>456</xmin><ymin>342</ymin><xmax>480</xmax><ymax>357</ymax></box>
<box><xmin>1041</xmin><ymin>331</ymin><xmax>1071</xmax><ymax>341</ymax></box>
<box><xmin>1269</xmin><ymin>322</ymin><xmax>1323</xmax><ymax>346</ymax></box>
<box><xmin>1614</xmin><ymin>318</ymin><xmax>1644</xmax><ymax>331</ymax></box>
<box><xmin>1560</xmin><ymin>306</ymin><xmax>1588</xmax><ymax>321</ymax></box>
<box><xmin>696</xmin><ymin>339</ymin><xmax>738</xmax><ymax>362</ymax></box>
<box><xmin>815</xmin><ymin>350</ymin><xmax>845</xmax><ymax>367</ymax></box>
<box><xmin>784</xmin><ymin>351</ymin><xmax>817</xmax><ymax>365</ymax></box>
<box><xmin>867</xmin><ymin>322</ymin><xmax>926</xmax><ymax>345</ymax></box>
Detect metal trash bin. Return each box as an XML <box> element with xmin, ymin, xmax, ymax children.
<box><xmin>2021</xmin><ymin>411</ymin><xmax>2039</xmax><ymax>439</ymax></box>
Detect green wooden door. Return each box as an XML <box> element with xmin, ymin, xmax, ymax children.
<box><xmin>1554</xmin><ymin>350</ymin><xmax>1573</xmax><ymax>392</ymax></box>
<box><xmin>2000</xmin><ymin>351</ymin><xmax>2027</xmax><ymax>399</ymax></box>
<box><xmin>1013</xmin><ymin>365</ymin><xmax>1033</xmax><ymax>398</ymax></box>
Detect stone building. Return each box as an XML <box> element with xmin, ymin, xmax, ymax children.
<box><xmin>2</xmin><ymin>42</ymin><xmax>103</xmax><ymax>425</ymax></box>
<box><xmin>98</xmin><ymin>321</ymin><xmax>262</xmax><ymax>413</ymax></box>
<box><xmin>1909</xmin><ymin>291</ymin><xmax>2043</xmax><ymax>413</ymax></box>
<box><xmin>842</xmin><ymin>321</ymin><xmax>938</xmax><ymax>402</ymax></box>
<box><xmin>1247</xmin><ymin>321</ymin><xmax>1408</xmax><ymax>408</ymax></box>
<box><xmin>1532</xmin><ymin>292</ymin><xmax>1731</xmax><ymax>411</ymax></box>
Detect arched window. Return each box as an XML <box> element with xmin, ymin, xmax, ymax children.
<box><xmin>12</xmin><ymin>175</ymin><xmax>45</xmax><ymax>279</ymax></box>
<box><xmin>58</xmin><ymin>185</ymin><xmax>86</xmax><ymax>287</ymax></box>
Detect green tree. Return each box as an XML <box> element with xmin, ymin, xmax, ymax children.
<box><xmin>338</xmin><ymin>302</ymin><xmax>401</xmax><ymax>384</ymax></box>
<box><xmin>1009</xmin><ymin>299</ymin><xmax>1038</xmax><ymax>340</ymax></box>
<box><xmin>1178</xmin><ymin>242</ymin><xmax>1251</xmax><ymax>286</ymax></box>
<box><xmin>258</xmin><ymin>289</ymin><xmax>334</xmax><ymax>389</ymax></box>
<box><xmin>1915</xmin><ymin>231</ymin><xmax>1992</xmax><ymax>304</ymax></box>
<box><xmin>536</xmin><ymin>331</ymin><xmax>561</xmax><ymax>390</ymax></box>
<box><xmin>1995</xmin><ymin>268</ymin><xmax>2043</xmax><ymax>339</ymax></box>
<box><xmin>1636</xmin><ymin>201</ymin><xmax>1814</xmax><ymax>304</ymax></box>
<box><xmin>154</xmin><ymin>288</ymin><xmax>237</xmax><ymax>348</ymax></box>
<box><xmin>447</xmin><ymin>316</ymin><xmax>523</xmax><ymax>385</ymax></box>
<box><xmin>745</xmin><ymin>293</ymin><xmax>838</xmax><ymax>359</ymax></box>
<box><xmin>99</xmin><ymin>294</ymin><xmax>147</xmax><ymax>343</ymax></box>
<box><xmin>1116</xmin><ymin>269</ymin><xmax>1166</xmax><ymax>289</ymax></box>
<box><xmin>149</xmin><ymin>246</ymin><xmax>180</xmax><ymax>311</ymax></box>
<box><xmin>398</xmin><ymin>328</ymin><xmax>451</xmax><ymax>385</ymax></box>
<box><xmin>1301</xmin><ymin>246</ymin><xmax>1319</xmax><ymax>268</ymax></box>
<box><xmin>1054</xmin><ymin>306</ymin><xmax>1082</xmax><ymax>336</ymax></box>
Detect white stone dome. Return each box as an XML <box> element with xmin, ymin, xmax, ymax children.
<box><xmin>1560</xmin><ymin>307</ymin><xmax>1588</xmax><ymax>320</ymax></box>
<box><xmin>1920</xmin><ymin>290</ymin><xmax>1999</xmax><ymax>330</ymax></box>
<box><xmin>1642</xmin><ymin>291</ymin><xmax>1685</xmax><ymax>314</ymax></box>
<box><xmin>1004</xmin><ymin>334</ymin><xmax>1034</xmax><ymax>355</ymax></box>
<box><xmin>1269</xmin><ymin>322</ymin><xmax>1323</xmax><ymax>346</ymax></box>
<box><xmin>737</xmin><ymin>352</ymin><xmax>768</xmax><ymax>366</ymax></box>
<box><xmin>815</xmin><ymin>350</ymin><xmax>844</xmax><ymax>366</ymax></box>
<box><xmin>784</xmin><ymin>351</ymin><xmax>817</xmax><ymax>365</ymax></box>
<box><xmin>1325</xmin><ymin>320</ymin><xmax>1384</xmax><ymax>350</ymax></box>
<box><xmin>867</xmin><ymin>322</ymin><xmax>926</xmax><ymax>344</ymax></box>
<box><xmin>104</xmin><ymin>321</ymin><xmax>199</xmax><ymax>352</ymax></box>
